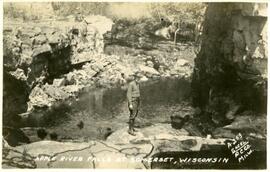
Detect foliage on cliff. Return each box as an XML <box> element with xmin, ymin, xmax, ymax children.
<box><xmin>4</xmin><ymin>2</ymin><xmax>206</xmax><ymax>23</ymax></box>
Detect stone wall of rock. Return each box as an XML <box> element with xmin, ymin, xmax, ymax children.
<box><xmin>3</xmin><ymin>24</ymin><xmax>69</xmax><ymax>127</ymax></box>
<box><xmin>3</xmin><ymin>16</ymin><xmax>113</xmax><ymax>126</ymax></box>
<box><xmin>3</xmin><ymin>15</ymin><xmax>113</xmax><ymax>87</ymax></box>
<box><xmin>191</xmin><ymin>3</ymin><xmax>267</xmax><ymax>131</ymax></box>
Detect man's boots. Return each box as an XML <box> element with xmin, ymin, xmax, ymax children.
<box><xmin>131</xmin><ymin>119</ymin><xmax>138</xmax><ymax>132</ymax></box>
<box><xmin>128</xmin><ymin>119</ymin><xmax>136</xmax><ymax>136</ymax></box>
<box><xmin>133</xmin><ymin>127</ymin><xmax>138</xmax><ymax>132</ymax></box>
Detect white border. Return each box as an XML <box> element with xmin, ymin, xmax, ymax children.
<box><xmin>0</xmin><ymin>1</ymin><xmax>269</xmax><ymax>172</ymax></box>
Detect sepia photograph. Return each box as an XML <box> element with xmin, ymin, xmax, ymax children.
<box><xmin>1</xmin><ymin>0</ymin><xmax>268</xmax><ymax>169</ymax></box>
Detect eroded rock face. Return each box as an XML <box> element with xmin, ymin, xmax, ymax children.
<box><xmin>191</xmin><ymin>3</ymin><xmax>267</xmax><ymax>134</ymax></box>
<box><xmin>3</xmin><ymin>16</ymin><xmax>114</xmax><ymax>124</ymax></box>
<box><xmin>3</xmin><ymin>25</ymin><xmax>70</xmax><ymax>125</ymax></box>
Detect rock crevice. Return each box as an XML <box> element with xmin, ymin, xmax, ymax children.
<box><xmin>191</xmin><ymin>3</ymin><xmax>267</xmax><ymax>138</ymax></box>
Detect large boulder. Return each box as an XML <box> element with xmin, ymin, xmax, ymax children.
<box><xmin>138</xmin><ymin>65</ymin><xmax>160</xmax><ymax>78</ymax></box>
<box><xmin>32</xmin><ymin>34</ymin><xmax>48</xmax><ymax>47</ymax></box>
<box><xmin>28</xmin><ymin>85</ymin><xmax>54</xmax><ymax>110</ymax></box>
<box><xmin>9</xmin><ymin>68</ymin><xmax>27</xmax><ymax>81</ymax></box>
<box><xmin>3</xmin><ymin>127</ymin><xmax>30</xmax><ymax>147</ymax></box>
<box><xmin>223</xmin><ymin>114</ymin><xmax>266</xmax><ymax>136</ymax></box>
<box><xmin>32</xmin><ymin>44</ymin><xmax>52</xmax><ymax>57</ymax></box>
<box><xmin>53</xmin><ymin>78</ymin><xmax>66</xmax><ymax>87</ymax></box>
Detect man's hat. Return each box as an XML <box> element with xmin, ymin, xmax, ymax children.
<box><xmin>132</xmin><ymin>70</ymin><xmax>142</xmax><ymax>78</ymax></box>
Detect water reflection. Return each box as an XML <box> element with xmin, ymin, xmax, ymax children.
<box><xmin>28</xmin><ymin>78</ymin><xmax>191</xmax><ymax>140</ymax></box>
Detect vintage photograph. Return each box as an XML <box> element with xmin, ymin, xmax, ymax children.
<box><xmin>2</xmin><ymin>1</ymin><xmax>268</xmax><ymax>169</ymax></box>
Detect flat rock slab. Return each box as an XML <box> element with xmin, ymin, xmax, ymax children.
<box><xmin>16</xmin><ymin>141</ymin><xmax>93</xmax><ymax>157</ymax></box>
<box><xmin>4</xmin><ymin>124</ymin><xmax>227</xmax><ymax>169</ymax></box>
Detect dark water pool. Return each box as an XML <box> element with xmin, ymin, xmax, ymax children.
<box><xmin>25</xmin><ymin>78</ymin><xmax>191</xmax><ymax>141</ymax></box>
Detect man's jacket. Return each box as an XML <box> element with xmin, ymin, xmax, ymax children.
<box><xmin>127</xmin><ymin>80</ymin><xmax>140</xmax><ymax>104</ymax></box>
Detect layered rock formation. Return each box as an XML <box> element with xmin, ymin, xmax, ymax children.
<box><xmin>192</xmin><ymin>3</ymin><xmax>267</xmax><ymax>137</ymax></box>
<box><xmin>3</xmin><ymin>16</ymin><xmax>114</xmax><ymax>124</ymax></box>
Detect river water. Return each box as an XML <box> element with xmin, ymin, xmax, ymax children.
<box><xmin>24</xmin><ymin>78</ymin><xmax>191</xmax><ymax>141</ymax></box>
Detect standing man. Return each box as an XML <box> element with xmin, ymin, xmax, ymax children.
<box><xmin>127</xmin><ymin>71</ymin><xmax>141</xmax><ymax>136</ymax></box>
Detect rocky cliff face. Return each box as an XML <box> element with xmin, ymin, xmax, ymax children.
<box><xmin>3</xmin><ymin>16</ymin><xmax>113</xmax><ymax>126</ymax></box>
<box><xmin>3</xmin><ymin>15</ymin><xmax>195</xmax><ymax>128</ymax></box>
<box><xmin>192</xmin><ymin>3</ymin><xmax>267</xmax><ymax>132</ymax></box>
